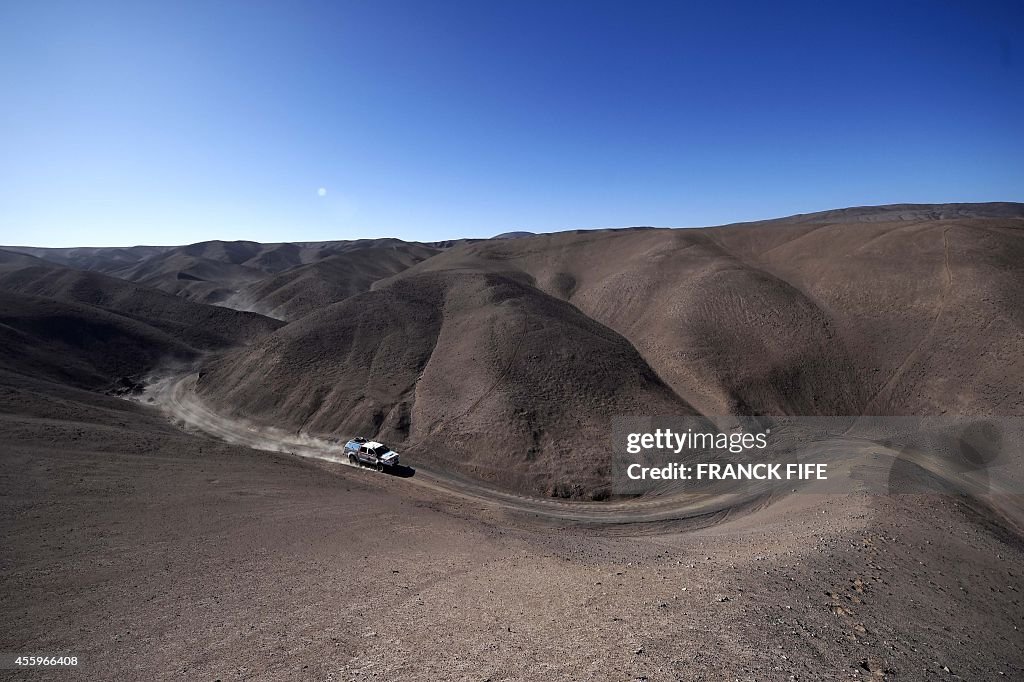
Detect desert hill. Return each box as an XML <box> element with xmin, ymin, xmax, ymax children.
<box><xmin>2</xmin><ymin>203</ymin><xmax>1022</xmax><ymax>497</ymax></box>
<box><xmin>185</xmin><ymin>205</ymin><xmax>1023</xmax><ymax>497</ymax></box>
<box><xmin>5</xmin><ymin>238</ymin><xmax>409</xmax><ymax>274</ymax></box>
<box><xmin>106</xmin><ymin>247</ymin><xmax>269</xmax><ymax>304</ymax></box>
<box><xmin>4</xmin><ymin>238</ymin><xmax>457</xmax><ymax>313</ymax></box>
<box><xmin>195</xmin><ymin>270</ymin><xmax>696</xmax><ymax>497</ymax></box>
<box><xmin>0</xmin><ymin>248</ymin><xmax>52</xmax><ymax>270</ymax></box>
<box><xmin>221</xmin><ymin>242</ymin><xmax>441</xmax><ymax>320</ymax></box>
<box><xmin>382</xmin><ymin>213</ymin><xmax>1024</xmax><ymax>418</ymax></box>
<box><xmin>0</xmin><ymin>261</ymin><xmax>283</xmax><ymax>350</ymax></box>
<box><xmin>741</xmin><ymin>201</ymin><xmax>1024</xmax><ymax>226</ymax></box>
<box><xmin>0</xmin><ymin>290</ymin><xmax>197</xmax><ymax>390</ymax></box>
<box><xmin>102</xmin><ymin>238</ymin><xmax>451</xmax><ymax>311</ymax></box>
<box><xmin>2</xmin><ymin>244</ymin><xmax>174</xmax><ymax>272</ymax></box>
<box><xmin>0</xmin><ymin>258</ymin><xmax>284</xmax><ymax>396</ymax></box>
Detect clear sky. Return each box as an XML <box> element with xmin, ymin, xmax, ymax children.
<box><xmin>1</xmin><ymin>0</ymin><xmax>1022</xmax><ymax>247</ymax></box>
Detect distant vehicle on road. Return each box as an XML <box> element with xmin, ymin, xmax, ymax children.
<box><xmin>344</xmin><ymin>437</ymin><xmax>400</xmax><ymax>471</ymax></box>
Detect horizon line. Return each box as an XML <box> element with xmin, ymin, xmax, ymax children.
<box><xmin>4</xmin><ymin>199</ymin><xmax>1022</xmax><ymax>250</ymax></box>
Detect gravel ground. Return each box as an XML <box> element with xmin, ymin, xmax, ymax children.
<box><xmin>1</xmin><ymin>397</ymin><xmax>1021</xmax><ymax>681</ymax></box>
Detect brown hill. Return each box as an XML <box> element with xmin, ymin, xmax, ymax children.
<box><xmin>222</xmin><ymin>243</ymin><xmax>441</xmax><ymax>319</ymax></box>
<box><xmin>99</xmin><ymin>238</ymin><xmax>452</xmax><ymax>311</ymax></box>
<box><xmin>186</xmin><ymin>205</ymin><xmax>1024</xmax><ymax>497</ymax></box>
<box><xmin>0</xmin><ymin>290</ymin><xmax>196</xmax><ymax>390</ymax></box>
<box><xmin>742</xmin><ymin>201</ymin><xmax>1024</xmax><ymax>226</ymax></box>
<box><xmin>1</xmin><ymin>244</ymin><xmax>174</xmax><ymax>272</ymax></box>
<box><xmin>377</xmin><ymin>213</ymin><xmax>1024</xmax><ymax>418</ymax></box>
<box><xmin>5</xmin><ymin>203</ymin><xmax>1022</xmax><ymax>498</ymax></box>
<box><xmin>2</xmin><ymin>239</ymin><xmax>474</xmax><ymax>317</ymax></box>
<box><xmin>0</xmin><ymin>248</ymin><xmax>51</xmax><ymax>270</ymax></box>
<box><xmin>160</xmin><ymin>237</ymin><xmax>434</xmax><ymax>273</ymax></box>
<box><xmin>195</xmin><ymin>271</ymin><xmax>696</xmax><ymax>497</ymax></box>
<box><xmin>0</xmin><ymin>262</ymin><xmax>283</xmax><ymax>350</ymax></box>
<box><xmin>108</xmin><ymin>248</ymin><xmax>268</xmax><ymax>304</ymax></box>
<box><xmin>0</xmin><ymin>242</ymin><xmax>174</xmax><ymax>272</ymax></box>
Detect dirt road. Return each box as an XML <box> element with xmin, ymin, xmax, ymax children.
<box><xmin>147</xmin><ymin>372</ymin><xmax>1024</xmax><ymax>533</ymax></box>
<box><xmin>146</xmin><ymin>372</ymin><xmax>776</xmax><ymax>526</ymax></box>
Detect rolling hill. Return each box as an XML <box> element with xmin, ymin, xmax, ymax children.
<box><xmin>194</xmin><ymin>270</ymin><xmax>696</xmax><ymax>497</ymax></box>
<box><xmin>0</xmin><ymin>290</ymin><xmax>197</xmax><ymax>390</ymax></box>
<box><xmin>0</xmin><ymin>257</ymin><xmax>284</xmax><ymax>395</ymax></box>
<box><xmin>380</xmin><ymin>210</ymin><xmax>1024</xmax><ymax>418</ymax></box>
<box><xmin>220</xmin><ymin>242</ymin><xmax>441</xmax><ymax>319</ymax></box>
<box><xmin>3</xmin><ymin>203</ymin><xmax>1022</xmax><ymax>497</ymax></box>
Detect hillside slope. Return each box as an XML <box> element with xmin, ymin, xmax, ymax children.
<box><xmin>1</xmin><ymin>244</ymin><xmax>174</xmax><ymax>272</ymax></box>
<box><xmin>381</xmin><ymin>214</ymin><xmax>1024</xmax><ymax>416</ymax></box>
<box><xmin>0</xmin><ymin>263</ymin><xmax>283</xmax><ymax>350</ymax></box>
<box><xmin>195</xmin><ymin>271</ymin><xmax>696</xmax><ymax>497</ymax></box>
<box><xmin>5</xmin><ymin>204</ymin><xmax>1022</xmax><ymax>499</ymax></box>
<box><xmin>0</xmin><ymin>257</ymin><xmax>284</xmax><ymax>398</ymax></box>
<box><xmin>87</xmin><ymin>238</ymin><xmax>450</xmax><ymax>312</ymax></box>
<box><xmin>0</xmin><ymin>291</ymin><xmax>196</xmax><ymax>389</ymax></box>
<box><xmin>222</xmin><ymin>243</ymin><xmax>441</xmax><ymax>319</ymax></box>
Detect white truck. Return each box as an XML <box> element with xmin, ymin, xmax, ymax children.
<box><xmin>343</xmin><ymin>437</ymin><xmax>400</xmax><ymax>471</ymax></box>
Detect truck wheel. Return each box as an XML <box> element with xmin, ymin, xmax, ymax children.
<box><xmin>375</xmin><ymin>462</ymin><xmax>384</xmax><ymax>472</ymax></box>
<box><xmin>348</xmin><ymin>454</ymin><xmax>358</xmax><ymax>466</ymax></box>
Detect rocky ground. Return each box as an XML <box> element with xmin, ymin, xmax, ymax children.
<box><xmin>1</xmin><ymin>390</ymin><xmax>1021</xmax><ymax>681</ymax></box>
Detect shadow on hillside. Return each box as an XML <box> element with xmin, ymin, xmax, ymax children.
<box><xmin>385</xmin><ymin>464</ymin><xmax>416</xmax><ymax>478</ymax></box>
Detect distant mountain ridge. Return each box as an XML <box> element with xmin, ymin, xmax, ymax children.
<box><xmin>6</xmin><ymin>202</ymin><xmax>1021</xmax><ymax>259</ymax></box>
<box><xmin>3</xmin><ymin>238</ymin><xmax>467</xmax><ymax>318</ymax></box>
<box><xmin>735</xmin><ymin>201</ymin><xmax>1024</xmax><ymax>226</ymax></box>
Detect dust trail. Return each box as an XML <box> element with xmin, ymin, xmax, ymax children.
<box><xmin>143</xmin><ymin>373</ymin><xmax>357</xmax><ymax>468</ymax></box>
<box><xmin>211</xmin><ymin>291</ymin><xmax>286</xmax><ymax>321</ymax></box>
<box><xmin>141</xmin><ymin>372</ymin><xmax>781</xmax><ymax>525</ymax></box>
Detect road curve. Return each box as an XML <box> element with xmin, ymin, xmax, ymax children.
<box><xmin>143</xmin><ymin>372</ymin><xmax>780</xmax><ymax>525</ymax></box>
<box><xmin>143</xmin><ymin>372</ymin><xmax>1023</xmax><ymax>530</ymax></box>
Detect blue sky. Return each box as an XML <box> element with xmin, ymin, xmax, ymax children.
<box><xmin>1</xmin><ymin>0</ymin><xmax>1022</xmax><ymax>247</ymax></box>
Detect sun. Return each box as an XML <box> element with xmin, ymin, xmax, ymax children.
<box><xmin>317</xmin><ymin>187</ymin><xmax>327</xmax><ymax>197</ymax></box>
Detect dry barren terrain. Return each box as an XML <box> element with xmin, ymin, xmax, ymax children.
<box><xmin>2</xmin><ymin>203</ymin><xmax>1023</xmax><ymax>680</ymax></box>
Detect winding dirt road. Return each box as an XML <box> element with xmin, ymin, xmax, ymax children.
<box><xmin>143</xmin><ymin>373</ymin><xmax>782</xmax><ymax>525</ymax></box>
<box><xmin>144</xmin><ymin>372</ymin><xmax>1023</xmax><ymax>529</ymax></box>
